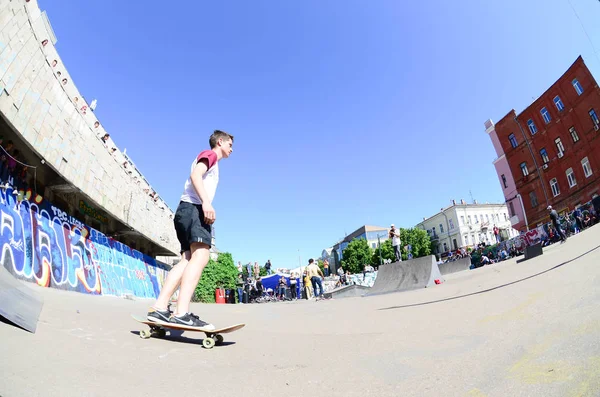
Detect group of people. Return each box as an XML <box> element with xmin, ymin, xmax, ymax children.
<box><xmin>235</xmin><ymin>258</ymin><xmax>329</xmax><ymax>303</ymax></box>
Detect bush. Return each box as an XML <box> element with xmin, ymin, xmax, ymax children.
<box><xmin>193</xmin><ymin>253</ymin><xmax>238</xmax><ymax>303</ymax></box>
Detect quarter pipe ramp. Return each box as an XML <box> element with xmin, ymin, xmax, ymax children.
<box><xmin>0</xmin><ymin>266</ymin><xmax>43</xmax><ymax>333</ymax></box>
<box><xmin>438</xmin><ymin>257</ymin><xmax>472</xmax><ymax>275</ymax></box>
<box><xmin>365</xmin><ymin>255</ymin><xmax>443</xmax><ymax>296</ymax></box>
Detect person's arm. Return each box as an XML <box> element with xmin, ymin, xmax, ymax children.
<box><xmin>190</xmin><ymin>159</ymin><xmax>215</xmax><ymax>224</ymax></box>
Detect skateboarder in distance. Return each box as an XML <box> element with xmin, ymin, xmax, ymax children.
<box><xmin>389</xmin><ymin>224</ymin><xmax>401</xmax><ymax>262</ymax></box>
<box><xmin>146</xmin><ymin>130</ymin><xmax>234</xmax><ymax>330</ymax></box>
<box><xmin>548</xmin><ymin>206</ymin><xmax>567</xmax><ymax>242</ymax></box>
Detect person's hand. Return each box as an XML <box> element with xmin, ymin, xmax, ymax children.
<box><xmin>203</xmin><ymin>203</ymin><xmax>216</xmax><ymax>224</ymax></box>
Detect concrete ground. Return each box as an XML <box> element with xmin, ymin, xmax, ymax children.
<box><xmin>1</xmin><ymin>225</ymin><xmax>600</xmax><ymax>397</ymax></box>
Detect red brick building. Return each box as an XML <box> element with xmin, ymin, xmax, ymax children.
<box><xmin>493</xmin><ymin>56</ymin><xmax>600</xmax><ymax>230</ymax></box>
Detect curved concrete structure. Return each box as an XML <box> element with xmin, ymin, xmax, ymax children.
<box><xmin>365</xmin><ymin>255</ymin><xmax>443</xmax><ymax>296</ymax></box>
<box><xmin>0</xmin><ymin>0</ymin><xmax>177</xmax><ymax>254</ymax></box>
<box><xmin>324</xmin><ymin>284</ymin><xmax>370</xmax><ymax>299</ymax></box>
<box><xmin>438</xmin><ymin>257</ymin><xmax>472</xmax><ymax>275</ymax></box>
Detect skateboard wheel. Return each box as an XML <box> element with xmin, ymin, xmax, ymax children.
<box><xmin>203</xmin><ymin>337</ymin><xmax>215</xmax><ymax>349</ymax></box>
<box><xmin>140</xmin><ymin>330</ymin><xmax>151</xmax><ymax>339</ymax></box>
<box><xmin>215</xmin><ymin>334</ymin><xmax>224</xmax><ymax>345</ymax></box>
<box><xmin>155</xmin><ymin>328</ymin><xmax>166</xmax><ymax>338</ymax></box>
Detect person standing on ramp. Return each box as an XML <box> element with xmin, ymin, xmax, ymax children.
<box><xmin>146</xmin><ymin>130</ymin><xmax>234</xmax><ymax>330</ymax></box>
<box><xmin>548</xmin><ymin>206</ymin><xmax>567</xmax><ymax>242</ymax></box>
<box><xmin>390</xmin><ymin>224</ymin><xmax>401</xmax><ymax>262</ymax></box>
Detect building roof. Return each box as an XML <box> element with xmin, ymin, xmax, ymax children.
<box><xmin>417</xmin><ymin>201</ymin><xmax>508</xmax><ymax>225</ymax></box>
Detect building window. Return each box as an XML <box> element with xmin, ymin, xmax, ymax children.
<box><xmin>449</xmin><ymin>219</ymin><xmax>455</xmax><ymax>230</ymax></box>
<box><xmin>566</xmin><ymin>168</ymin><xmax>577</xmax><ymax>188</ymax></box>
<box><xmin>508</xmin><ymin>133</ymin><xmax>518</xmax><ymax>148</ymax></box>
<box><xmin>540</xmin><ymin>107</ymin><xmax>551</xmax><ymax>124</ymax></box>
<box><xmin>529</xmin><ymin>191</ymin><xmax>538</xmax><ymax>207</ymax></box>
<box><xmin>569</xmin><ymin>127</ymin><xmax>580</xmax><ymax>142</ymax></box>
<box><xmin>480</xmin><ymin>215</ymin><xmax>484</xmax><ymax>223</ymax></box>
<box><xmin>460</xmin><ymin>216</ymin><xmax>465</xmax><ymax>225</ymax></box>
<box><xmin>504</xmin><ymin>212</ymin><xmax>508</xmax><ymax>221</ymax></box>
<box><xmin>553</xmin><ymin>96</ymin><xmax>565</xmax><ymax>112</ymax></box>
<box><xmin>508</xmin><ymin>202</ymin><xmax>515</xmax><ymax>217</ymax></box>
<box><xmin>467</xmin><ymin>215</ymin><xmax>472</xmax><ymax>224</ymax></box>
<box><xmin>540</xmin><ymin>148</ymin><xmax>550</xmax><ymax>164</ymax></box>
<box><xmin>485</xmin><ymin>214</ymin><xmax>489</xmax><ymax>223</ymax></box>
<box><xmin>555</xmin><ymin>137</ymin><xmax>565</xmax><ymax>156</ymax></box>
<box><xmin>550</xmin><ymin>178</ymin><xmax>560</xmax><ymax>197</ymax></box>
<box><xmin>464</xmin><ymin>235</ymin><xmax>469</xmax><ymax>245</ymax></box>
<box><xmin>527</xmin><ymin>119</ymin><xmax>538</xmax><ymax>134</ymax></box>
<box><xmin>573</xmin><ymin>78</ymin><xmax>584</xmax><ymax>95</ymax></box>
<box><xmin>520</xmin><ymin>162</ymin><xmax>529</xmax><ymax>176</ymax></box>
<box><xmin>589</xmin><ymin>109</ymin><xmax>599</xmax><ymax>127</ymax></box>
<box><xmin>439</xmin><ymin>224</ymin><xmax>444</xmax><ymax>233</ymax></box>
<box><xmin>501</xmin><ymin>174</ymin><xmax>508</xmax><ymax>188</ymax></box>
<box><xmin>582</xmin><ymin>157</ymin><xmax>593</xmax><ymax>178</ymax></box>
<box><xmin>474</xmin><ymin>215</ymin><xmax>479</xmax><ymax>224</ymax></box>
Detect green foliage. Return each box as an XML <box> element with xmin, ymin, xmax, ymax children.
<box><xmin>340</xmin><ymin>238</ymin><xmax>373</xmax><ymax>274</ymax></box>
<box><xmin>194</xmin><ymin>253</ymin><xmax>238</xmax><ymax>303</ymax></box>
<box><xmin>317</xmin><ymin>259</ymin><xmax>325</xmax><ymax>274</ymax></box>
<box><xmin>399</xmin><ymin>228</ymin><xmax>432</xmax><ymax>259</ymax></box>
<box><xmin>371</xmin><ymin>239</ymin><xmax>395</xmax><ymax>265</ymax></box>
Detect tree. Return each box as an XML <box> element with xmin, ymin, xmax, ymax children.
<box><xmin>194</xmin><ymin>252</ymin><xmax>238</xmax><ymax>303</ymax></box>
<box><xmin>399</xmin><ymin>228</ymin><xmax>433</xmax><ymax>260</ymax></box>
<box><xmin>340</xmin><ymin>238</ymin><xmax>373</xmax><ymax>274</ymax></box>
<box><xmin>371</xmin><ymin>239</ymin><xmax>395</xmax><ymax>266</ymax></box>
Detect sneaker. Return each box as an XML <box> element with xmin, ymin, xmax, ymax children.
<box><xmin>147</xmin><ymin>307</ymin><xmax>172</xmax><ymax>324</ymax></box>
<box><xmin>170</xmin><ymin>312</ymin><xmax>215</xmax><ymax>331</ymax></box>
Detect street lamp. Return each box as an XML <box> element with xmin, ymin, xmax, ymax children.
<box><xmin>440</xmin><ymin>210</ymin><xmax>452</xmax><ymax>252</ymax></box>
<box><xmin>377</xmin><ymin>233</ymin><xmax>386</xmax><ymax>266</ymax></box>
<box><xmin>516</xmin><ymin>193</ymin><xmax>529</xmax><ymax>232</ymax></box>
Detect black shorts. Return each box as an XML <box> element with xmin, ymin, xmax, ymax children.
<box><xmin>173</xmin><ymin>201</ymin><xmax>212</xmax><ymax>253</ymax></box>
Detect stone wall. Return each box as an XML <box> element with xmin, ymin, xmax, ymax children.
<box><xmin>0</xmin><ymin>0</ymin><xmax>178</xmax><ymax>254</ymax></box>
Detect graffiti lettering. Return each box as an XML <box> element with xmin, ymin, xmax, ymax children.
<box><xmin>0</xmin><ymin>187</ymin><xmax>169</xmax><ymax>298</ymax></box>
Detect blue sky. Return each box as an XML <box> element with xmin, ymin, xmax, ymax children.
<box><xmin>41</xmin><ymin>0</ymin><xmax>600</xmax><ymax>268</ymax></box>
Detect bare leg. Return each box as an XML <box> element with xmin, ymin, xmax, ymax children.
<box><xmin>175</xmin><ymin>242</ymin><xmax>210</xmax><ymax>316</ymax></box>
<box><xmin>153</xmin><ymin>251</ymin><xmax>191</xmax><ymax>310</ymax></box>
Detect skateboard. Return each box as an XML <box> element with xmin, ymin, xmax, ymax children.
<box><xmin>131</xmin><ymin>315</ymin><xmax>245</xmax><ymax>349</ymax></box>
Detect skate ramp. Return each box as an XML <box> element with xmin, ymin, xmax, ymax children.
<box><xmin>365</xmin><ymin>255</ymin><xmax>443</xmax><ymax>296</ymax></box>
<box><xmin>0</xmin><ymin>266</ymin><xmax>43</xmax><ymax>333</ymax></box>
<box><xmin>438</xmin><ymin>257</ymin><xmax>472</xmax><ymax>275</ymax></box>
<box><xmin>324</xmin><ymin>284</ymin><xmax>370</xmax><ymax>299</ymax></box>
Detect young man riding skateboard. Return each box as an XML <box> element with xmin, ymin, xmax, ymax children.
<box><xmin>146</xmin><ymin>130</ymin><xmax>234</xmax><ymax>330</ymax></box>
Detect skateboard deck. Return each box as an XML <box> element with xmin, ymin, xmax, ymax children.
<box><xmin>131</xmin><ymin>315</ymin><xmax>245</xmax><ymax>348</ymax></box>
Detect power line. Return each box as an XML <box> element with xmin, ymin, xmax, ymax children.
<box><xmin>567</xmin><ymin>0</ymin><xmax>600</xmax><ymax>65</ymax></box>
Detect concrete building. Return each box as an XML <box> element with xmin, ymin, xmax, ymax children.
<box><xmin>486</xmin><ymin>56</ymin><xmax>600</xmax><ymax>230</ymax></box>
<box><xmin>327</xmin><ymin>225</ymin><xmax>389</xmax><ymax>272</ymax></box>
<box><xmin>0</xmin><ymin>1</ymin><xmax>178</xmax><ymax>256</ymax></box>
<box><xmin>415</xmin><ymin>200</ymin><xmax>519</xmax><ymax>255</ymax></box>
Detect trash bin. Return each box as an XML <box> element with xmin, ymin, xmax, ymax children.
<box><xmin>225</xmin><ymin>289</ymin><xmax>235</xmax><ymax>304</ymax></box>
<box><xmin>215</xmin><ymin>288</ymin><xmax>225</xmax><ymax>304</ymax></box>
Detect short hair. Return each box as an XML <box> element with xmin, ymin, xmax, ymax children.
<box><xmin>209</xmin><ymin>130</ymin><xmax>234</xmax><ymax>149</ymax></box>
<box><xmin>308</xmin><ymin>258</ymin><xmax>314</xmax><ymax>264</ymax></box>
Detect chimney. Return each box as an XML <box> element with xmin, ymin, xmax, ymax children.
<box><xmin>452</xmin><ymin>199</ymin><xmax>456</xmax><ymax>206</ymax></box>
<box><xmin>474</xmin><ymin>199</ymin><xmax>478</xmax><ymax>204</ymax></box>
<box><xmin>461</xmin><ymin>199</ymin><xmax>465</xmax><ymax>205</ymax></box>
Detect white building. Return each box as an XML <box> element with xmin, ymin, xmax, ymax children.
<box><xmin>415</xmin><ymin>199</ymin><xmax>520</xmax><ymax>255</ymax></box>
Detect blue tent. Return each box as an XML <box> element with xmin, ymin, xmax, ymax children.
<box><xmin>259</xmin><ymin>273</ymin><xmax>301</xmax><ymax>296</ymax></box>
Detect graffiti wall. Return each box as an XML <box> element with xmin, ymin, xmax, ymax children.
<box><xmin>0</xmin><ymin>187</ymin><xmax>169</xmax><ymax>298</ymax></box>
